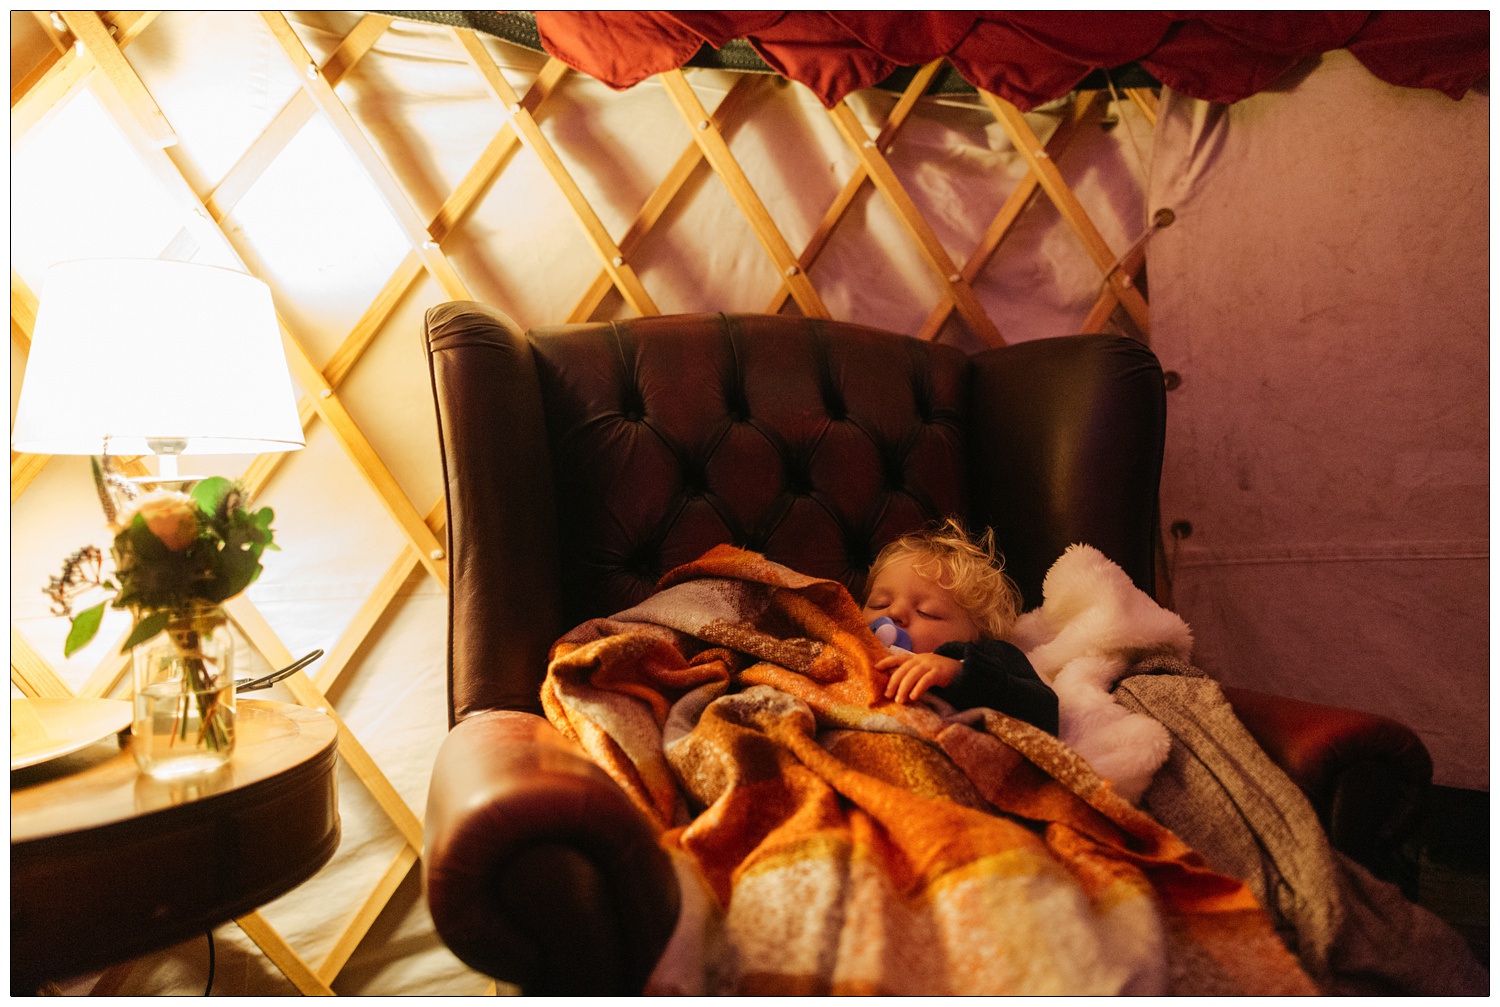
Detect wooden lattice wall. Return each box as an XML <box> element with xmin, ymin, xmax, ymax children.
<box><xmin>10</xmin><ymin>11</ymin><xmax>1158</xmax><ymax>995</ymax></box>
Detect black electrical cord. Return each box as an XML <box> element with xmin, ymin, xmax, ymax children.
<box><xmin>204</xmin><ymin>930</ymin><xmax>216</xmax><ymax>996</ymax></box>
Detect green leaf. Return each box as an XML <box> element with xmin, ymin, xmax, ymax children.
<box><xmin>121</xmin><ymin>610</ymin><xmax>172</xmax><ymax>653</ymax></box>
<box><xmin>63</xmin><ymin>603</ymin><xmax>106</xmax><ymax>657</ymax></box>
<box><xmin>191</xmin><ymin>476</ymin><xmax>233</xmax><ymax>515</ymax></box>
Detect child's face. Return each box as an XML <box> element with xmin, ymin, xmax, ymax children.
<box><xmin>861</xmin><ymin>552</ymin><xmax>980</xmax><ymax>654</ymax></box>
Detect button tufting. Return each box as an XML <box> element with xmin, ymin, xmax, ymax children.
<box><xmin>882</xmin><ymin>454</ymin><xmax>906</xmax><ymax>492</ymax></box>
<box><xmin>725</xmin><ymin>378</ymin><xmax>752</xmax><ymax>424</ymax></box>
<box><xmin>623</xmin><ymin>543</ymin><xmax>658</xmax><ymax>579</ymax></box>
<box><xmin>846</xmin><ymin>541</ymin><xmax>875</xmax><ymax>569</ymax></box>
<box><xmin>621</xmin><ymin>384</ymin><xmax>647</xmax><ymax>422</ymax></box>
<box><xmin>786</xmin><ymin>469</ymin><xmax>813</xmax><ymax>495</ymax></box>
<box><xmin>822</xmin><ymin>386</ymin><xmax>847</xmax><ymax>421</ymax></box>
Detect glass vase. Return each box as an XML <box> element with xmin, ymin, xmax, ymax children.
<box><xmin>131</xmin><ymin>604</ymin><xmax>236</xmax><ymax>778</ymax></box>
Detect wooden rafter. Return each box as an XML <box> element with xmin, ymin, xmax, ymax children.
<box><xmin>455</xmin><ymin>29</ymin><xmax>660</xmax><ymax>317</ymax></box>
<box><xmin>260</xmin><ymin>12</ymin><xmax>471</xmax><ymax>301</ymax></box>
<box><xmin>27</xmin><ymin>11</ymin><xmax>72</xmax><ymax>55</ymax></box>
<box><xmin>317</xmin><ymin>846</ymin><xmax>420</xmax><ymax>983</ymax></box>
<box><xmin>1125</xmin><ymin>86</ymin><xmax>1160</xmax><ymax>127</ymax></box>
<box><xmin>11</xmin><ymin>268</ymin><xmax>49</xmax><ymax>502</ymax></box>
<box><xmin>59</xmin><ymin>11</ymin><xmax>175</xmax><ymax>147</ymax></box>
<box><xmin>11</xmin><ymin>452</ymin><xmax>50</xmax><ymax>504</ymax></box>
<box><xmin>9</xmin><ymin>15</ymin><xmax>442</xmax><ymax>990</ymax></box>
<box><xmin>827</xmin><ymin>99</ymin><xmax>1005</xmax><ymax>346</ymax></box>
<box><xmin>234</xmin><ymin>911</ymin><xmax>336</xmax><ymax>996</ymax></box>
<box><xmin>315</xmin><ymin>501</ymin><xmax>446</xmax><ymax>695</ymax></box>
<box><xmin>569</xmin><ymin>74</ymin><xmax>767</xmax><ymax>323</ymax></box>
<box><xmin>914</xmin><ymin>90</ymin><xmax>1109</xmax><ymax>343</ymax></box>
<box><xmin>34</xmin><ymin>21</ymin><xmax>452</xmax><ymax>590</ymax></box>
<box><xmin>980</xmin><ymin>90</ymin><xmax>1151</xmax><ymax>336</ymax></box>
<box><xmin>159</xmin><ymin>13</ymin><xmax>395</xmax><ymax>261</ymax></box>
<box><xmin>15</xmin><ymin>443</ymin><xmax>146</xmax><ymax>708</ymax></box>
<box><xmin>11</xmin><ymin>627</ymin><xmax>73</xmax><ymax>699</ymax></box>
<box><xmin>11</xmin><ymin>12</ymin><xmax>157</xmax><ymax>142</ymax></box>
<box><xmin>11</xmin><ymin>266</ymin><xmax>38</xmax><ymax>349</ymax></box>
<box><xmin>238</xmin><ymin>55</ymin><xmax>570</xmax><ymax>511</ymax></box>
<box><xmin>659</xmin><ymin>69</ymin><xmax>830</xmax><ymax>318</ymax></box>
<box><xmin>764</xmin><ymin>61</ymin><xmax>942</xmax><ymax>315</ymax></box>
<box><xmin>223</xmin><ymin>596</ymin><xmax>424</xmax><ymax>848</ymax></box>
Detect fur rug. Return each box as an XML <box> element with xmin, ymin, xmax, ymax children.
<box><xmin>1009</xmin><ymin>544</ymin><xmax>1192</xmax><ymax>803</ymax></box>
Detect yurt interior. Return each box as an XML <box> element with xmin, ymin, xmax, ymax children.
<box><xmin>8</xmin><ymin>10</ymin><xmax>1489</xmax><ymax>997</ymax></box>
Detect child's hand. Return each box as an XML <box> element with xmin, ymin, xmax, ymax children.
<box><xmin>878</xmin><ymin>652</ymin><xmax>962</xmax><ymax>704</ymax></box>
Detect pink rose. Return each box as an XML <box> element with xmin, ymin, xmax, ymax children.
<box><xmin>123</xmin><ymin>490</ymin><xmax>200</xmax><ymax>551</ymax></box>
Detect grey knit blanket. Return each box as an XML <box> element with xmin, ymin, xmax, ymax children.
<box><xmin>1116</xmin><ymin>661</ymin><xmax>1487</xmax><ymax>996</ymax></box>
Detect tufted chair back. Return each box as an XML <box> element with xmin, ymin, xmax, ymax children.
<box><xmin>424</xmin><ymin>304</ymin><xmax>1166</xmax><ymax>725</ymax></box>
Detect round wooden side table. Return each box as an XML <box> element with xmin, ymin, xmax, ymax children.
<box><xmin>11</xmin><ymin>699</ymin><xmax>340</xmax><ymax>993</ymax></box>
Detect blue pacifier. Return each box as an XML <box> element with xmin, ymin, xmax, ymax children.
<box><xmin>869</xmin><ymin>616</ymin><xmax>913</xmax><ymax>653</ymax></box>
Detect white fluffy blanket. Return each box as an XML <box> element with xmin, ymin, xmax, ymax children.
<box><xmin>1009</xmin><ymin>544</ymin><xmax>1193</xmax><ymax>803</ymax></box>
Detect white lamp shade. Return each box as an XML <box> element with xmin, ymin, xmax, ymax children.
<box><xmin>11</xmin><ymin>259</ymin><xmax>305</xmax><ymax>456</ymax></box>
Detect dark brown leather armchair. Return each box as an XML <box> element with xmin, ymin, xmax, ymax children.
<box><xmin>420</xmin><ymin>304</ymin><xmax>1432</xmax><ymax>995</ymax></box>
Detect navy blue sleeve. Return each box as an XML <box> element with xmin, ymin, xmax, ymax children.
<box><xmin>930</xmin><ymin>639</ymin><xmax>1058</xmax><ymax>735</ymax></box>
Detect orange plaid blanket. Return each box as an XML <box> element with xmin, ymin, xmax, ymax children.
<box><xmin>542</xmin><ymin>546</ymin><xmax>1316</xmax><ymax>995</ymax></box>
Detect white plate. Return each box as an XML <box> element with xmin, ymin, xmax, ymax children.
<box><xmin>11</xmin><ymin>698</ymin><xmax>133</xmax><ymax>770</ymax></box>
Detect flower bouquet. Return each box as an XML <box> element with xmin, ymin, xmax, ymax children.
<box><xmin>46</xmin><ymin>459</ymin><xmax>278</xmax><ymax>775</ymax></box>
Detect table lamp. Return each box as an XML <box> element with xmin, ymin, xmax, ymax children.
<box><xmin>11</xmin><ymin>259</ymin><xmax>305</xmax><ymax>483</ymax></box>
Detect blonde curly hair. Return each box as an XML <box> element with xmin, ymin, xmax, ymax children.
<box><xmin>866</xmin><ymin>518</ymin><xmax>1023</xmax><ymax>640</ymax></box>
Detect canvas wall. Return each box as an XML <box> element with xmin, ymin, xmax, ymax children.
<box><xmin>1148</xmin><ymin>49</ymin><xmax>1489</xmax><ymax>791</ymax></box>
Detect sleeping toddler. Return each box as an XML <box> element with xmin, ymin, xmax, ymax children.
<box><xmin>860</xmin><ymin>518</ymin><xmax>1057</xmax><ymax>735</ymax></box>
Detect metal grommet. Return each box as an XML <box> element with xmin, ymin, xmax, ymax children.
<box><xmin>1163</xmin><ymin>370</ymin><xmax>1182</xmax><ymax>391</ymax></box>
<box><xmin>1154</xmin><ymin>208</ymin><xmax>1176</xmax><ymax>228</ymax></box>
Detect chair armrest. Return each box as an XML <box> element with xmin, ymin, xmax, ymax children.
<box><xmin>425</xmin><ymin>302</ymin><xmax>564</xmax><ymax>722</ymax></box>
<box><xmin>423</xmin><ymin>710</ymin><xmax>681</xmax><ymax>994</ymax></box>
<box><xmin>1221</xmin><ymin>685</ymin><xmax>1432</xmax><ymax>887</ymax></box>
